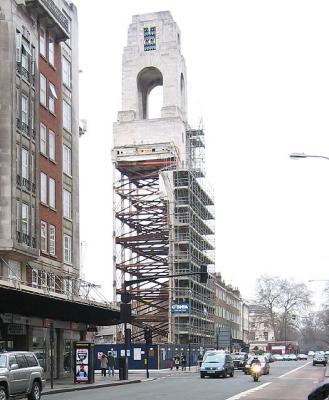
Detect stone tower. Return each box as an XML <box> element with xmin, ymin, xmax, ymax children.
<box><xmin>114</xmin><ymin>11</ymin><xmax>187</xmax><ymax>163</ymax></box>
<box><xmin>113</xmin><ymin>12</ymin><xmax>215</xmax><ymax>345</ymax></box>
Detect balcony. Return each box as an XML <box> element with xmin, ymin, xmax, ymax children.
<box><xmin>17</xmin><ymin>175</ymin><xmax>36</xmax><ymax>193</ymax></box>
<box><xmin>16</xmin><ymin>231</ymin><xmax>37</xmax><ymax>248</ymax></box>
<box><xmin>25</xmin><ymin>0</ymin><xmax>70</xmax><ymax>41</ymax></box>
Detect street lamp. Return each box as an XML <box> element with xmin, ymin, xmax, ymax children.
<box><xmin>290</xmin><ymin>153</ymin><xmax>329</xmax><ymax>161</ymax></box>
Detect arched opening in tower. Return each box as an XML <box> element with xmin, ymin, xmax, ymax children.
<box><xmin>137</xmin><ymin>66</ymin><xmax>163</xmax><ymax>119</ymax></box>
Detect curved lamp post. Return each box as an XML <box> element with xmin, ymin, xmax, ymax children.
<box><xmin>290</xmin><ymin>153</ymin><xmax>329</xmax><ymax>161</ymax></box>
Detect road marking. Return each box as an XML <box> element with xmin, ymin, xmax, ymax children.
<box><xmin>278</xmin><ymin>362</ymin><xmax>311</xmax><ymax>378</ymax></box>
<box><xmin>224</xmin><ymin>382</ymin><xmax>272</xmax><ymax>400</ymax></box>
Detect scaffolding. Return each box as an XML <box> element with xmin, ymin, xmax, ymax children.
<box><xmin>113</xmin><ymin>128</ymin><xmax>216</xmax><ymax>345</ymax></box>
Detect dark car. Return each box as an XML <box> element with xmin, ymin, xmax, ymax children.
<box><xmin>200</xmin><ymin>351</ymin><xmax>234</xmax><ymax>378</ymax></box>
<box><xmin>232</xmin><ymin>353</ymin><xmax>248</xmax><ymax>370</ymax></box>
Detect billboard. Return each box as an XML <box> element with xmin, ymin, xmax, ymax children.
<box><xmin>75</xmin><ymin>346</ymin><xmax>89</xmax><ymax>382</ymax></box>
<box><xmin>171</xmin><ymin>303</ymin><xmax>190</xmax><ymax>314</ymax></box>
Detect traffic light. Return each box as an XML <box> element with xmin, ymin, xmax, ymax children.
<box><xmin>200</xmin><ymin>264</ymin><xmax>208</xmax><ymax>283</ymax></box>
<box><xmin>144</xmin><ymin>328</ymin><xmax>152</xmax><ymax>346</ymax></box>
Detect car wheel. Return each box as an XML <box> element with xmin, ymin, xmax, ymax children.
<box><xmin>0</xmin><ymin>386</ymin><xmax>7</xmax><ymax>400</ymax></box>
<box><xmin>28</xmin><ymin>381</ymin><xmax>41</xmax><ymax>400</ymax></box>
<box><xmin>200</xmin><ymin>373</ymin><xmax>205</xmax><ymax>379</ymax></box>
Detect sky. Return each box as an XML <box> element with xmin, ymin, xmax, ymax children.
<box><xmin>76</xmin><ymin>0</ymin><xmax>329</xmax><ymax>307</ymax></box>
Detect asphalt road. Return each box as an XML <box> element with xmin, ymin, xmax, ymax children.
<box><xmin>44</xmin><ymin>361</ymin><xmax>326</xmax><ymax>400</ymax></box>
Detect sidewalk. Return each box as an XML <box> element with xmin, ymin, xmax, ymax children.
<box><xmin>43</xmin><ymin>367</ymin><xmax>198</xmax><ymax>395</ymax></box>
<box><xmin>43</xmin><ymin>373</ymin><xmax>145</xmax><ymax>395</ymax></box>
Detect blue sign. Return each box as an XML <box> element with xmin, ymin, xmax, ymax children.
<box><xmin>171</xmin><ymin>303</ymin><xmax>190</xmax><ymax>314</ymax></box>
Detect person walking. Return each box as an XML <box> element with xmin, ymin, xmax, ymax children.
<box><xmin>100</xmin><ymin>354</ymin><xmax>108</xmax><ymax>377</ymax></box>
<box><xmin>181</xmin><ymin>353</ymin><xmax>187</xmax><ymax>371</ymax></box>
<box><xmin>107</xmin><ymin>352</ymin><xmax>115</xmax><ymax>377</ymax></box>
<box><xmin>174</xmin><ymin>354</ymin><xmax>180</xmax><ymax>371</ymax></box>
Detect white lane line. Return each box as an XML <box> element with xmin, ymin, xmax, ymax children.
<box><xmin>278</xmin><ymin>362</ymin><xmax>311</xmax><ymax>379</ymax></box>
<box><xmin>224</xmin><ymin>382</ymin><xmax>272</xmax><ymax>400</ymax></box>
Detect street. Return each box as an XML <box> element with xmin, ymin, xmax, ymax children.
<box><xmin>44</xmin><ymin>361</ymin><xmax>326</xmax><ymax>400</ymax></box>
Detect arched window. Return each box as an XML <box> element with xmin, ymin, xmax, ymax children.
<box><xmin>137</xmin><ymin>67</ymin><xmax>163</xmax><ymax>119</ymax></box>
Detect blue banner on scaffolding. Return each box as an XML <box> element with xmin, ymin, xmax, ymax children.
<box><xmin>171</xmin><ymin>303</ymin><xmax>190</xmax><ymax>314</ymax></box>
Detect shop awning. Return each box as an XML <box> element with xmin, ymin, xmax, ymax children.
<box><xmin>0</xmin><ymin>285</ymin><xmax>120</xmax><ymax>326</ymax></box>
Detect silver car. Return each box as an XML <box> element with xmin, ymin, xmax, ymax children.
<box><xmin>0</xmin><ymin>351</ymin><xmax>45</xmax><ymax>400</ymax></box>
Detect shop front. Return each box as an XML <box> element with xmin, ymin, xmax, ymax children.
<box><xmin>0</xmin><ymin>285</ymin><xmax>120</xmax><ymax>379</ymax></box>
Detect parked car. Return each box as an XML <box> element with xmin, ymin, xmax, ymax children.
<box><xmin>200</xmin><ymin>351</ymin><xmax>234</xmax><ymax>378</ymax></box>
<box><xmin>308</xmin><ymin>351</ymin><xmax>315</xmax><ymax>357</ymax></box>
<box><xmin>231</xmin><ymin>353</ymin><xmax>248</xmax><ymax>370</ymax></box>
<box><xmin>264</xmin><ymin>353</ymin><xmax>275</xmax><ymax>363</ymax></box>
<box><xmin>313</xmin><ymin>352</ymin><xmax>327</xmax><ymax>367</ymax></box>
<box><xmin>297</xmin><ymin>354</ymin><xmax>308</xmax><ymax>360</ymax></box>
<box><xmin>283</xmin><ymin>354</ymin><xmax>291</xmax><ymax>361</ymax></box>
<box><xmin>0</xmin><ymin>351</ymin><xmax>45</xmax><ymax>400</ymax></box>
<box><xmin>289</xmin><ymin>354</ymin><xmax>297</xmax><ymax>361</ymax></box>
<box><xmin>273</xmin><ymin>354</ymin><xmax>283</xmax><ymax>361</ymax></box>
<box><xmin>244</xmin><ymin>356</ymin><xmax>270</xmax><ymax>375</ymax></box>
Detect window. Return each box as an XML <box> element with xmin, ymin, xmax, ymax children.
<box><xmin>31</xmin><ymin>46</ymin><xmax>35</xmax><ymax>77</ymax></box>
<box><xmin>31</xmin><ymin>153</ymin><xmax>35</xmax><ymax>182</ymax></box>
<box><xmin>40</xmin><ymin>74</ymin><xmax>46</xmax><ymax>106</ymax></box>
<box><xmin>40</xmin><ymin>172</ymin><xmax>47</xmax><ymax>204</ymax></box>
<box><xmin>15</xmin><ymin>355</ymin><xmax>28</xmax><ymax>369</ymax></box>
<box><xmin>63</xmin><ymin>145</ymin><xmax>71</xmax><ymax>175</ymax></box>
<box><xmin>63</xmin><ymin>100</ymin><xmax>71</xmax><ymax>132</ymax></box>
<box><xmin>49</xmin><ymin>177</ymin><xmax>56</xmax><ymax>209</ymax></box>
<box><xmin>39</xmin><ymin>27</ymin><xmax>46</xmax><ymax>57</ymax></box>
<box><xmin>32</xmin><ymin>268</ymin><xmax>38</xmax><ymax>288</ymax></box>
<box><xmin>30</xmin><ymin>98</ymin><xmax>34</xmax><ymax>134</ymax></box>
<box><xmin>144</xmin><ymin>26</ymin><xmax>156</xmax><ymax>51</ymax></box>
<box><xmin>49</xmin><ymin>83</ymin><xmax>57</xmax><ymax>114</ymax></box>
<box><xmin>49</xmin><ymin>273</ymin><xmax>55</xmax><ymax>291</ymax></box>
<box><xmin>48</xmin><ymin>36</ymin><xmax>54</xmax><ymax>65</ymax></box>
<box><xmin>41</xmin><ymin>271</ymin><xmax>48</xmax><ymax>287</ymax></box>
<box><xmin>21</xmin><ymin>203</ymin><xmax>29</xmax><ymax>234</ymax></box>
<box><xmin>63</xmin><ymin>234</ymin><xmax>72</xmax><ymax>264</ymax></box>
<box><xmin>21</xmin><ymin>148</ymin><xmax>29</xmax><ymax>179</ymax></box>
<box><xmin>62</xmin><ymin>57</ymin><xmax>71</xmax><ymax>87</ymax></box>
<box><xmin>16</xmin><ymin>30</ymin><xmax>22</xmax><ymax>62</ymax></box>
<box><xmin>63</xmin><ymin>189</ymin><xmax>71</xmax><ymax>219</ymax></box>
<box><xmin>25</xmin><ymin>354</ymin><xmax>38</xmax><ymax>367</ymax></box>
<box><xmin>41</xmin><ymin>221</ymin><xmax>47</xmax><ymax>252</ymax></box>
<box><xmin>40</xmin><ymin>123</ymin><xmax>47</xmax><ymax>155</ymax></box>
<box><xmin>49</xmin><ymin>225</ymin><xmax>56</xmax><ymax>256</ymax></box>
<box><xmin>21</xmin><ymin>94</ymin><xmax>29</xmax><ymax>125</ymax></box>
<box><xmin>8</xmin><ymin>260</ymin><xmax>21</xmax><ymax>281</ymax></box>
<box><xmin>49</xmin><ymin>130</ymin><xmax>55</xmax><ymax>161</ymax></box>
<box><xmin>16</xmin><ymin>201</ymin><xmax>20</xmax><ymax>232</ymax></box>
<box><xmin>21</xmin><ymin>46</ymin><xmax>28</xmax><ymax>73</ymax></box>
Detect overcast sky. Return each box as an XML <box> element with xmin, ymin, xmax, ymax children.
<box><xmin>75</xmin><ymin>0</ymin><xmax>329</xmax><ymax>307</ymax></box>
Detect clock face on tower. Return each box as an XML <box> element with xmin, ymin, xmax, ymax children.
<box><xmin>144</xmin><ymin>26</ymin><xmax>156</xmax><ymax>51</ymax></box>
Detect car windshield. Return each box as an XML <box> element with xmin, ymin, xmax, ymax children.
<box><xmin>204</xmin><ymin>353</ymin><xmax>226</xmax><ymax>363</ymax></box>
<box><xmin>0</xmin><ymin>355</ymin><xmax>6</xmax><ymax>368</ymax></box>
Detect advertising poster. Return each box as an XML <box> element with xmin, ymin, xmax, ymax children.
<box><xmin>76</xmin><ymin>347</ymin><xmax>89</xmax><ymax>382</ymax></box>
<box><xmin>134</xmin><ymin>348</ymin><xmax>142</xmax><ymax>360</ymax></box>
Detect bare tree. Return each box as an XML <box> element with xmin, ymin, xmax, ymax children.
<box><xmin>254</xmin><ymin>275</ymin><xmax>312</xmax><ymax>341</ymax></box>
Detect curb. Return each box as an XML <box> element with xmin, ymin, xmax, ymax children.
<box><xmin>43</xmin><ymin>379</ymin><xmax>142</xmax><ymax>395</ymax></box>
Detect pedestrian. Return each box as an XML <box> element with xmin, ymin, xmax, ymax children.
<box><xmin>174</xmin><ymin>354</ymin><xmax>180</xmax><ymax>370</ymax></box>
<box><xmin>197</xmin><ymin>353</ymin><xmax>203</xmax><ymax>370</ymax></box>
<box><xmin>100</xmin><ymin>354</ymin><xmax>108</xmax><ymax>377</ymax></box>
<box><xmin>107</xmin><ymin>352</ymin><xmax>115</xmax><ymax>377</ymax></box>
<box><xmin>181</xmin><ymin>353</ymin><xmax>186</xmax><ymax>371</ymax></box>
<box><xmin>168</xmin><ymin>357</ymin><xmax>174</xmax><ymax>370</ymax></box>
